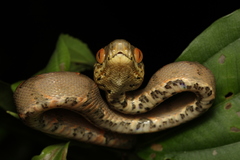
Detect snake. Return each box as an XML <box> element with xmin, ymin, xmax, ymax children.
<box><xmin>14</xmin><ymin>39</ymin><xmax>215</xmax><ymax>149</ymax></box>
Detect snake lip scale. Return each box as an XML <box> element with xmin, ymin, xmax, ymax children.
<box><xmin>14</xmin><ymin>39</ymin><xmax>215</xmax><ymax>149</ymax></box>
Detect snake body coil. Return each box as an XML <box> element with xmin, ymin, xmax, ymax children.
<box><xmin>14</xmin><ymin>39</ymin><xmax>215</xmax><ymax>149</ymax></box>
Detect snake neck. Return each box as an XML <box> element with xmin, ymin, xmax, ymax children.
<box><xmin>98</xmin><ymin>63</ymin><xmax>144</xmax><ymax>112</ymax></box>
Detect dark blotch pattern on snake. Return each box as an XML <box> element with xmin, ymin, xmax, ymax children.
<box><xmin>14</xmin><ymin>39</ymin><xmax>215</xmax><ymax>149</ymax></box>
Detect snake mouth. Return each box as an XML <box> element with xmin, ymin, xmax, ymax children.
<box><xmin>112</xmin><ymin>52</ymin><xmax>130</xmax><ymax>58</ymax></box>
<box><xmin>109</xmin><ymin>52</ymin><xmax>132</xmax><ymax>64</ymax></box>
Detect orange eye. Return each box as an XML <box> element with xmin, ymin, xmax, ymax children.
<box><xmin>96</xmin><ymin>48</ymin><xmax>106</xmax><ymax>63</ymax></box>
<box><xmin>133</xmin><ymin>48</ymin><xmax>143</xmax><ymax>63</ymax></box>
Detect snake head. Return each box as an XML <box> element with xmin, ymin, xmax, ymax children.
<box><xmin>94</xmin><ymin>39</ymin><xmax>144</xmax><ymax>95</ymax></box>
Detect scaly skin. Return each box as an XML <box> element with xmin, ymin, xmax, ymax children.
<box><xmin>14</xmin><ymin>39</ymin><xmax>215</xmax><ymax>149</ymax></box>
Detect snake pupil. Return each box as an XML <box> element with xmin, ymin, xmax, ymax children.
<box><xmin>133</xmin><ymin>48</ymin><xmax>143</xmax><ymax>63</ymax></box>
<box><xmin>96</xmin><ymin>48</ymin><xmax>106</xmax><ymax>63</ymax></box>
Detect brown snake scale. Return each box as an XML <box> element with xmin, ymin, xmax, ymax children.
<box><xmin>14</xmin><ymin>39</ymin><xmax>215</xmax><ymax>149</ymax></box>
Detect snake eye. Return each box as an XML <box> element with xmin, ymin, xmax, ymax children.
<box><xmin>96</xmin><ymin>48</ymin><xmax>106</xmax><ymax>63</ymax></box>
<box><xmin>133</xmin><ymin>48</ymin><xmax>143</xmax><ymax>63</ymax></box>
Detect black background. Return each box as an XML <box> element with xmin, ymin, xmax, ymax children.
<box><xmin>1</xmin><ymin>2</ymin><xmax>239</xmax><ymax>83</ymax></box>
<box><xmin>0</xmin><ymin>1</ymin><xmax>239</xmax><ymax>159</ymax></box>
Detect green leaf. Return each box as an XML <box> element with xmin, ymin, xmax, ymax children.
<box><xmin>204</xmin><ymin>38</ymin><xmax>240</xmax><ymax>104</ymax></box>
<box><xmin>159</xmin><ymin>141</ymin><xmax>240</xmax><ymax>160</ymax></box>
<box><xmin>6</xmin><ymin>110</ymin><xmax>19</xmax><ymax>119</ymax></box>
<box><xmin>137</xmin><ymin>9</ymin><xmax>240</xmax><ymax>160</ymax></box>
<box><xmin>176</xmin><ymin>10</ymin><xmax>240</xmax><ymax>63</ymax></box>
<box><xmin>32</xmin><ymin>142</ymin><xmax>70</xmax><ymax>160</ymax></box>
<box><xmin>11</xmin><ymin>80</ymin><xmax>23</xmax><ymax>92</ymax></box>
<box><xmin>0</xmin><ymin>81</ymin><xmax>15</xmax><ymax>111</ymax></box>
<box><xmin>38</xmin><ymin>34</ymin><xmax>95</xmax><ymax>74</ymax></box>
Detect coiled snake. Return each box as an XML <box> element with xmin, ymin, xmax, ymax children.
<box><xmin>14</xmin><ymin>39</ymin><xmax>215</xmax><ymax>149</ymax></box>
